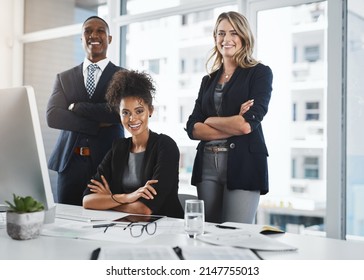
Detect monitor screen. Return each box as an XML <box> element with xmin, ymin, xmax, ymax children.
<box><xmin>0</xmin><ymin>86</ymin><xmax>55</xmax><ymax>223</ymax></box>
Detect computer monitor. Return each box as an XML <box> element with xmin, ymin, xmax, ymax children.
<box><xmin>0</xmin><ymin>86</ymin><xmax>56</xmax><ymax>223</ymax></box>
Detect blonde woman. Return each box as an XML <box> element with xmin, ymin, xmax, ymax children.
<box><xmin>186</xmin><ymin>11</ymin><xmax>273</xmax><ymax>223</ymax></box>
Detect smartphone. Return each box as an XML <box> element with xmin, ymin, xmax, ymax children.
<box><xmin>113</xmin><ymin>214</ymin><xmax>165</xmax><ymax>224</ymax></box>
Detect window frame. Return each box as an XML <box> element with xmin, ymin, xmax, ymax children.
<box><xmin>247</xmin><ymin>0</ymin><xmax>346</xmax><ymax>239</ymax></box>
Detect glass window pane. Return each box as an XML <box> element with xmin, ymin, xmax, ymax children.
<box><xmin>256</xmin><ymin>2</ymin><xmax>327</xmax><ymax>234</ymax></box>
<box><xmin>123</xmin><ymin>4</ymin><xmax>237</xmax><ymax>195</ymax></box>
<box><xmin>306</xmin><ymin>102</ymin><xmax>319</xmax><ymax>109</ymax></box>
<box><xmin>304</xmin><ymin>45</ymin><xmax>320</xmax><ymax>62</ymax></box>
<box><xmin>24</xmin><ymin>0</ymin><xmax>106</xmax><ymax>33</ymax></box>
<box><xmin>123</xmin><ymin>0</ymin><xmax>179</xmax><ymax>15</ymax></box>
<box><xmin>346</xmin><ymin>0</ymin><xmax>364</xmax><ymax>238</ymax></box>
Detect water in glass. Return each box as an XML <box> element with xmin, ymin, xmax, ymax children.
<box><xmin>184</xmin><ymin>199</ymin><xmax>204</xmax><ymax>238</ymax></box>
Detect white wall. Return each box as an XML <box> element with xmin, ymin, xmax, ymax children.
<box><xmin>0</xmin><ymin>0</ymin><xmax>14</xmax><ymax>88</ymax></box>
<box><xmin>0</xmin><ymin>0</ymin><xmax>23</xmax><ymax>88</ymax></box>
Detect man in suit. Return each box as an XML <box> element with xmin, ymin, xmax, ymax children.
<box><xmin>47</xmin><ymin>16</ymin><xmax>124</xmax><ymax>205</ymax></box>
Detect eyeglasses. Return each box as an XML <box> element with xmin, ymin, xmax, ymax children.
<box><xmin>123</xmin><ymin>221</ymin><xmax>157</xmax><ymax>238</ymax></box>
<box><xmin>103</xmin><ymin>221</ymin><xmax>157</xmax><ymax>238</ymax></box>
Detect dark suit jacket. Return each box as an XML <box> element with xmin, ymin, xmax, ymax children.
<box><xmin>47</xmin><ymin>61</ymin><xmax>124</xmax><ymax>173</ymax></box>
<box><xmin>186</xmin><ymin>64</ymin><xmax>273</xmax><ymax>194</ymax></box>
<box><xmin>83</xmin><ymin>131</ymin><xmax>184</xmax><ymax>219</ymax></box>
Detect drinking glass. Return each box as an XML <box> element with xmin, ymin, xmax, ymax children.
<box><xmin>184</xmin><ymin>199</ymin><xmax>205</xmax><ymax>238</ymax></box>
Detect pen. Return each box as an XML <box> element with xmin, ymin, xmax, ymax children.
<box><xmin>215</xmin><ymin>225</ymin><xmax>238</xmax><ymax>229</ymax></box>
<box><xmin>173</xmin><ymin>246</ymin><xmax>185</xmax><ymax>260</ymax></box>
<box><xmin>90</xmin><ymin>247</ymin><xmax>101</xmax><ymax>260</ymax></box>
<box><xmin>93</xmin><ymin>223</ymin><xmax>116</xmax><ymax>228</ymax></box>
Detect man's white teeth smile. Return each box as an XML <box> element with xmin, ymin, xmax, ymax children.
<box><xmin>90</xmin><ymin>42</ymin><xmax>100</xmax><ymax>45</ymax></box>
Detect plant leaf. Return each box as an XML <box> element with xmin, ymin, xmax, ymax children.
<box><xmin>24</xmin><ymin>196</ymin><xmax>34</xmax><ymax>210</ymax></box>
<box><xmin>5</xmin><ymin>193</ymin><xmax>44</xmax><ymax>212</ymax></box>
<box><xmin>4</xmin><ymin>200</ymin><xmax>16</xmax><ymax>211</ymax></box>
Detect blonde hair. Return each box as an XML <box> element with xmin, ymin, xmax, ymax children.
<box><xmin>206</xmin><ymin>11</ymin><xmax>259</xmax><ymax>74</ymax></box>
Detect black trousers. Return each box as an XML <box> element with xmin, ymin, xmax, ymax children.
<box><xmin>57</xmin><ymin>154</ymin><xmax>94</xmax><ymax>206</ymax></box>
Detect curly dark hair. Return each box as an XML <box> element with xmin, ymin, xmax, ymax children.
<box><xmin>106</xmin><ymin>70</ymin><xmax>156</xmax><ymax>113</ymax></box>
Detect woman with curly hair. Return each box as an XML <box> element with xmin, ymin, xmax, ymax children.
<box><xmin>186</xmin><ymin>11</ymin><xmax>273</xmax><ymax>223</ymax></box>
<box><xmin>83</xmin><ymin>70</ymin><xmax>183</xmax><ymax>218</ymax></box>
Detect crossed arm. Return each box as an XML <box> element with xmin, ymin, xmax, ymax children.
<box><xmin>47</xmin><ymin>74</ymin><xmax>120</xmax><ymax>134</ymax></box>
<box><xmin>83</xmin><ymin>175</ymin><xmax>157</xmax><ymax>215</ymax></box>
<box><xmin>192</xmin><ymin>99</ymin><xmax>254</xmax><ymax>141</ymax></box>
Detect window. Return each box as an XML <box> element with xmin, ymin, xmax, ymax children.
<box><xmin>193</xmin><ymin>57</ymin><xmax>204</xmax><ymax>73</ymax></box>
<box><xmin>180</xmin><ymin>59</ymin><xmax>186</xmax><ymax>74</ymax></box>
<box><xmin>191</xmin><ymin>10</ymin><xmax>213</xmax><ymax>23</ymax></box>
<box><xmin>292</xmin><ymin>103</ymin><xmax>297</xmax><ymax>121</ymax></box>
<box><xmin>346</xmin><ymin>0</ymin><xmax>364</xmax><ymax>238</ymax></box>
<box><xmin>304</xmin><ymin>157</ymin><xmax>319</xmax><ymax>179</ymax></box>
<box><xmin>291</xmin><ymin>158</ymin><xmax>297</xmax><ymax>178</ymax></box>
<box><xmin>293</xmin><ymin>46</ymin><xmax>298</xmax><ymax>63</ymax></box>
<box><xmin>148</xmin><ymin>59</ymin><xmax>160</xmax><ymax>75</ymax></box>
<box><xmin>255</xmin><ymin>1</ymin><xmax>327</xmax><ymax>234</ymax></box>
<box><xmin>152</xmin><ymin>105</ymin><xmax>166</xmax><ymax>123</ymax></box>
<box><xmin>181</xmin><ymin>15</ymin><xmax>187</xmax><ymax>26</ymax></box>
<box><xmin>122</xmin><ymin>3</ymin><xmax>237</xmax><ymax>196</ymax></box>
<box><xmin>305</xmin><ymin>102</ymin><xmax>320</xmax><ymax>121</ymax></box>
<box><xmin>304</xmin><ymin>45</ymin><xmax>320</xmax><ymax>62</ymax></box>
<box><xmin>123</xmin><ymin>0</ymin><xmax>178</xmax><ymax>15</ymax></box>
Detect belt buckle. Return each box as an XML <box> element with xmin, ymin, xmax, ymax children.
<box><xmin>212</xmin><ymin>146</ymin><xmax>219</xmax><ymax>153</ymax></box>
<box><xmin>80</xmin><ymin>147</ymin><xmax>88</xmax><ymax>156</ymax></box>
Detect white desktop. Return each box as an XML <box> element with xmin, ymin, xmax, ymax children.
<box><xmin>1</xmin><ymin>203</ymin><xmax>364</xmax><ymax>260</ymax></box>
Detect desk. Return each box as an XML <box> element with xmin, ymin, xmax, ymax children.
<box><xmin>1</xmin><ymin>204</ymin><xmax>364</xmax><ymax>260</ymax></box>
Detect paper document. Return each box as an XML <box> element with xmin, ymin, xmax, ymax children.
<box><xmin>56</xmin><ymin>213</ymin><xmax>101</xmax><ymax>222</ymax></box>
<box><xmin>41</xmin><ymin>220</ymin><xmax>106</xmax><ymax>239</ymax></box>
<box><xmin>55</xmin><ymin>203</ymin><xmax>124</xmax><ymax>222</ymax></box>
<box><xmin>179</xmin><ymin>245</ymin><xmax>259</xmax><ymax>260</ymax></box>
<box><xmin>209</xmin><ymin>222</ymin><xmax>284</xmax><ymax>235</ymax></box>
<box><xmin>93</xmin><ymin>245</ymin><xmax>260</xmax><ymax>260</ymax></box>
<box><xmin>197</xmin><ymin>230</ymin><xmax>297</xmax><ymax>251</ymax></box>
<box><xmin>96</xmin><ymin>245</ymin><xmax>180</xmax><ymax>260</ymax></box>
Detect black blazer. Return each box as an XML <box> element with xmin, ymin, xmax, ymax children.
<box><xmin>47</xmin><ymin>62</ymin><xmax>124</xmax><ymax>173</ymax></box>
<box><xmin>83</xmin><ymin>131</ymin><xmax>184</xmax><ymax>219</ymax></box>
<box><xmin>186</xmin><ymin>64</ymin><xmax>273</xmax><ymax>194</ymax></box>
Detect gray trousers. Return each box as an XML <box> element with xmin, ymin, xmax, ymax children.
<box><xmin>197</xmin><ymin>150</ymin><xmax>260</xmax><ymax>224</ymax></box>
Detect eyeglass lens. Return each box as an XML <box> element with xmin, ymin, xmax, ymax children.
<box><xmin>130</xmin><ymin>222</ymin><xmax>157</xmax><ymax>237</ymax></box>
